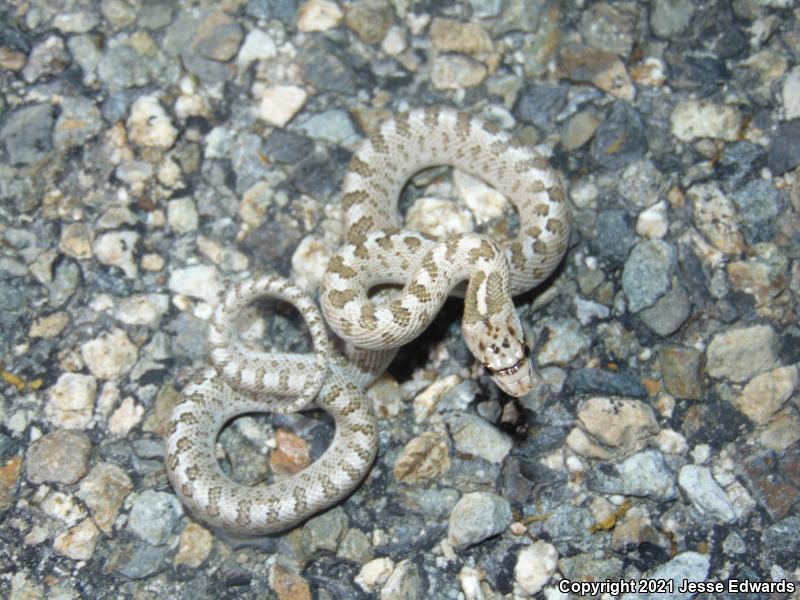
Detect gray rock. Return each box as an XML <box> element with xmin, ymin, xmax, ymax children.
<box><xmin>468</xmin><ymin>0</ymin><xmax>503</xmax><ymax>17</ymax></box>
<box><xmin>26</xmin><ymin>430</ymin><xmax>91</xmax><ymax>485</ymax></box>
<box><xmin>54</xmin><ymin>96</ymin><xmax>104</xmax><ymax>151</ymax></box>
<box><xmin>298</xmin><ymin>110</ymin><xmax>358</xmax><ymax>146</ymax></box>
<box><xmin>437</xmin><ymin>380</ymin><xmax>478</xmax><ymax>413</ymax></box>
<box><xmin>264</xmin><ymin>129</ymin><xmax>314</xmax><ymax>164</ymax></box>
<box><xmin>706</xmin><ymin>325</ymin><xmax>778</xmax><ymax>382</ymax></box>
<box><xmin>537</xmin><ymin>318</ymin><xmax>592</xmax><ymax>366</ymax></box>
<box><xmin>566</xmin><ymin>368</ymin><xmax>646</xmax><ymax>397</ymax></box>
<box><xmin>732</xmin><ymin>179</ymin><xmax>780</xmax><ymax>243</ymax></box>
<box><xmin>658</xmin><ymin>346</ymin><xmax>704</xmax><ymax>400</ymax></box>
<box><xmin>23</xmin><ymin>35</ymin><xmax>70</xmax><ymax>82</ymax></box>
<box><xmin>622</xmin><ymin>240</ymin><xmax>676</xmax><ymax>312</ymax></box>
<box><xmin>0</xmin><ymin>103</ymin><xmax>55</xmax><ymax>166</ymax></box>
<box><xmin>305</xmin><ymin>506</ymin><xmax>347</xmax><ymax>553</ymax></box>
<box><xmin>299</xmin><ymin>43</ymin><xmax>358</xmax><ymax>96</ymax></box>
<box><xmin>67</xmin><ymin>34</ymin><xmax>102</xmax><ymax>83</ymax></box>
<box><xmin>587</xmin><ymin>449</ymin><xmax>678</xmax><ymax>501</ymax></box>
<box><xmin>514</xmin><ymin>84</ymin><xmax>568</xmax><ymax>130</ymax></box>
<box><xmin>579</xmin><ymin>2</ymin><xmax>637</xmax><ymax>57</ymax></box>
<box><xmin>768</xmin><ymin>119</ymin><xmax>800</xmax><ymax>175</ymax></box>
<box><xmin>446</xmin><ymin>413</ymin><xmax>513</xmax><ymax>464</ymax></box>
<box><xmin>717</xmin><ymin>141</ymin><xmax>766</xmax><ymax>192</ymax></box>
<box><xmin>49</xmin><ymin>259</ymin><xmax>80</xmax><ymax>307</ymax></box>
<box><xmin>638</xmin><ymin>285</ymin><xmax>691</xmax><ymax>336</ymax></box>
<box><xmin>98</xmin><ymin>45</ymin><xmax>153</xmax><ymax>89</ymax></box>
<box><xmin>592</xmin><ymin>209</ymin><xmax>636</xmax><ymax>263</ymax></box>
<box><xmin>138</xmin><ymin>2</ymin><xmax>174</xmax><ymax>29</ymax></box>
<box><xmin>590</xmin><ymin>101</ymin><xmax>647</xmax><ymax>169</ymax></box>
<box><xmin>192</xmin><ymin>19</ymin><xmax>243</xmax><ymax>62</ymax></box>
<box><xmin>762</xmin><ymin>516</ymin><xmax>800</xmax><ymax>561</ymax></box>
<box><xmin>621</xmin><ymin>551</ymin><xmax>710</xmax><ymax>600</ymax></box>
<box><xmin>381</xmin><ymin>560</ymin><xmax>421</xmax><ymax>600</ymax></box>
<box><xmin>678</xmin><ymin>465</ymin><xmax>736</xmax><ymax>523</ymax></box>
<box><xmin>337</xmin><ymin>528</ymin><xmax>373</xmax><ymax>564</ymax></box>
<box><xmin>650</xmin><ymin>0</ymin><xmax>695</xmax><ymax>38</ymax></box>
<box><xmin>541</xmin><ymin>504</ymin><xmax>596</xmax><ymax>553</ymax></box>
<box><xmin>113</xmin><ymin>543</ymin><xmax>170</xmax><ymax>579</ymax></box>
<box><xmin>447</xmin><ymin>492</ymin><xmax>511</xmax><ymax>548</ymax></box>
<box><xmin>127</xmin><ymin>490</ymin><xmax>182</xmax><ymax>545</ymax></box>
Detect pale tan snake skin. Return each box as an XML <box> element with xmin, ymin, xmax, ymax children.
<box><xmin>165</xmin><ymin>107</ymin><xmax>570</xmax><ymax>534</ymax></box>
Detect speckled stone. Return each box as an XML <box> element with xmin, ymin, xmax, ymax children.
<box><xmin>658</xmin><ymin>345</ymin><xmax>704</xmax><ymax>400</ymax></box>
<box><xmin>706</xmin><ymin>325</ymin><xmax>778</xmax><ymax>382</ymax></box>
<box><xmin>26</xmin><ymin>430</ymin><xmax>91</xmax><ymax>484</ymax></box>
<box><xmin>77</xmin><ymin>462</ymin><xmax>133</xmax><ymax>534</ymax></box>
<box><xmin>447</xmin><ymin>492</ymin><xmax>511</xmax><ymax>549</ymax></box>
<box><xmin>127</xmin><ymin>490</ymin><xmax>183</xmax><ymax>545</ymax></box>
<box><xmin>587</xmin><ymin>449</ymin><xmax>678</xmax><ymax>501</ymax></box>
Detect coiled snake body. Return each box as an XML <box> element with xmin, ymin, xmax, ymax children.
<box><xmin>166</xmin><ymin>107</ymin><xmax>570</xmax><ymax>534</ymax></box>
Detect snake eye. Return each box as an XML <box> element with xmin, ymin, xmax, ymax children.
<box><xmin>523</xmin><ymin>343</ymin><xmax>530</xmax><ymax>358</ymax></box>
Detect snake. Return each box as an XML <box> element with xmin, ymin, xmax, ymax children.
<box><xmin>165</xmin><ymin>107</ymin><xmax>570</xmax><ymax>534</ymax></box>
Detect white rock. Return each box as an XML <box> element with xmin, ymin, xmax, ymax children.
<box><xmin>514</xmin><ymin>541</ymin><xmax>558</xmax><ymax>596</ymax></box>
<box><xmin>81</xmin><ymin>328</ymin><xmax>139</xmax><ymax>380</ymax></box>
<box><xmin>458</xmin><ymin>566</ymin><xmax>484</xmax><ymax>600</ymax></box>
<box><xmin>431</xmin><ymin>54</ymin><xmax>487</xmax><ymax>90</ymax></box>
<box><xmin>93</xmin><ymin>230</ymin><xmax>140</xmax><ymax>278</ymax></box>
<box><xmin>168</xmin><ymin>264</ymin><xmax>223</xmax><ymax>305</ymax></box>
<box><xmin>45</xmin><ymin>373</ymin><xmax>97</xmax><ymax>429</ymax></box>
<box><xmin>126</xmin><ymin>95</ymin><xmax>178</xmax><ymax>149</ymax></box>
<box><xmin>678</xmin><ymin>465</ymin><xmax>736</xmax><ymax>523</ymax></box>
<box><xmin>381</xmin><ymin>26</ymin><xmax>407</xmax><ymax>56</ymax></box>
<box><xmin>53</xmin><ymin>518</ymin><xmax>99</xmax><ymax>561</ymax></box>
<box><xmin>297</xmin><ymin>0</ymin><xmax>343</xmax><ymax>32</ymax></box>
<box><xmin>355</xmin><ymin>557</ymin><xmax>395</xmax><ymax>592</ymax></box>
<box><xmin>406</xmin><ymin>197</ymin><xmax>474</xmax><ymax>239</ymax></box>
<box><xmin>108</xmin><ymin>396</ymin><xmax>144</xmax><ymax>436</ymax></box>
<box><xmin>41</xmin><ymin>491</ymin><xmax>87</xmax><ymax>526</ymax></box>
<box><xmin>291</xmin><ymin>236</ymin><xmax>332</xmax><ymax>291</ymax></box>
<box><xmin>454</xmin><ymin>170</ymin><xmax>509</xmax><ymax>224</ymax></box>
<box><xmin>115</xmin><ymin>293</ymin><xmax>169</xmax><ymax>326</ymax></box>
<box><xmin>706</xmin><ymin>325</ymin><xmax>778</xmax><ymax>382</ymax></box>
<box><xmin>258</xmin><ymin>85</ymin><xmax>308</xmax><ymax>127</ymax></box>
<box><xmin>734</xmin><ymin>365</ymin><xmax>798</xmax><ymax>424</ymax></box>
<box><xmin>656</xmin><ymin>429</ymin><xmax>688</xmax><ymax>455</ymax></box>
<box><xmin>167</xmin><ymin>197</ymin><xmax>199</xmax><ymax>233</ymax></box>
<box><xmin>237</xmin><ymin>29</ymin><xmax>277</xmax><ymax>68</ymax></box>
<box><xmin>59</xmin><ymin>222</ymin><xmax>94</xmax><ymax>259</ymax></box>
<box><xmin>636</xmin><ymin>200</ymin><xmax>668</xmax><ymax>239</ymax></box>
<box><xmin>670</xmin><ymin>100</ymin><xmax>742</xmax><ymax>142</ymax></box>
<box><xmin>413</xmin><ymin>374</ymin><xmax>461</xmax><ymax>423</ymax></box>
<box><xmin>574</xmin><ymin>297</ymin><xmax>610</xmax><ymax>325</ymax></box>
<box><xmin>783</xmin><ymin>66</ymin><xmax>800</xmax><ymax>120</ymax></box>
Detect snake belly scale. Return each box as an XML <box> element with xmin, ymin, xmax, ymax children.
<box><xmin>165</xmin><ymin>107</ymin><xmax>570</xmax><ymax>534</ymax></box>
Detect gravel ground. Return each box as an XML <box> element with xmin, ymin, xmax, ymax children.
<box><xmin>1</xmin><ymin>0</ymin><xmax>800</xmax><ymax>598</ymax></box>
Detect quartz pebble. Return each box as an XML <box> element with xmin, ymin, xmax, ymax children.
<box><xmin>514</xmin><ymin>541</ymin><xmax>558</xmax><ymax>596</ymax></box>
<box><xmin>447</xmin><ymin>492</ymin><xmax>511</xmax><ymax>549</ymax></box>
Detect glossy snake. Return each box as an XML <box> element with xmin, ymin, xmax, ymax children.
<box><xmin>166</xmin><ymin>107</ymin><xmax>570</xmax><ymax>534</ymax></box>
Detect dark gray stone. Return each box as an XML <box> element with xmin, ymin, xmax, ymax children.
<box><xmin>638</xmin><ymin>285</ymin><xmax>691</xmax><ymax>337</ymax></box>
<box><xmin>717</xmin><ymin>141</ymin><xmax>766</xmax><ymax>192</ymax></box>
<box><xmin>762</xmin><ymin>516</ymin><xmax>800</xmax><ymax>562</ymax></box>
<box><xmin>566</xmin><ymin>368</ymin><xmax>646</xmax><ymax>397</ymax></box>
<box><xmin>622</xmin><ymin>240</ymin><xmax>676</xmax><ymax>312</ymax></box>
<box><xmin>664</xmin><ymin>51</ymin><xmax>729</xmax><ymax>92</ymax></box>
<box><xmin>265</xmin><ymin>129</ymin><xmax>314</xmax><ymax>164</ymax></box>
<box><xmin>587</xmin><ymin>449</ymin><xmax>678</xmax><ymax>501</ymax></box>
<box><xmin>299</xmin><ymin>43</ymin><xmax>358</xmax><ymax>95</ymax></box>
<box><xmin>114</xmin><ymin>543</ymin><xmax>170</xmax><ymax>579</ymax></box>
<box><xmin>592</xmin><ymin>210</ymin><xmax>636</xmax><ymax>264</ymax></box>
<box><xmin>769</xmin><ymin>119</ymin><xmax>800</xmax><ymax>175</ymax></box>
<box><xmin>590</xmin><ymin>101</ymin><xmax>647</xmax><ymax>169</ymax></box>
<box><xmin>0</xmin><ymin>104</ymin><xmax>55</xmax><ymax>166</ymax></box>
<box><xmin>514</xmin><ymin>84</ymin><xmax>568</xmax><ymax>129</ymax></box>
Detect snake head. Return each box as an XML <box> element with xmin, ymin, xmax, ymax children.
<box><xmin>465</xmin><ymin>316</ymin><xmax>534</xmax><ymax>397</ymax></box>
